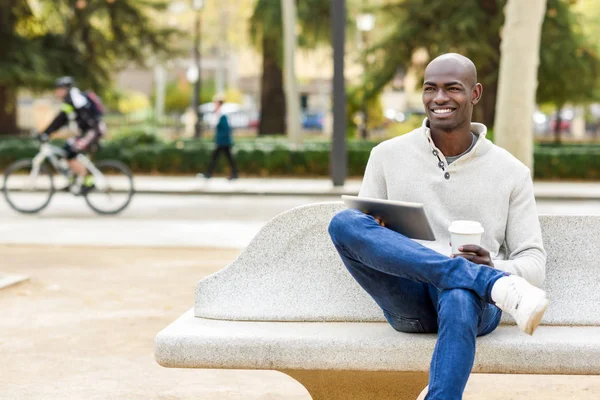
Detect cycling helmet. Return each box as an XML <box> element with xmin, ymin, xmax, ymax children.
<box><xmin>55</xmin><ymin>76</ymin><xmax>74</xmax><ymax>88</ymax></box>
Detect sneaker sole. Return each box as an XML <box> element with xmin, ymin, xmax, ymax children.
<box><xmin>524</xmin><ymin>296</ymin><xmax>549</xmax><ymax>335</ymax></box>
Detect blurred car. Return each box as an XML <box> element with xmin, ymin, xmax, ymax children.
<box><xmin>302</xmin><ymin>111</ymin><xmax>324</xmax><ymax>130</ymax></box>
<box><xmin>198</xmin><ymin>102</ymin><xmax>256</xmax><ymax>129</ymax></box>
<box><xmin>533</xmin><ymin>111</ymin><xmax>550</xmax><ymax>134</ymax></box>
<box><xmin>549</xmin><ymin>109</ymin><xmax>574</xmax><ymax>133</ymax></box>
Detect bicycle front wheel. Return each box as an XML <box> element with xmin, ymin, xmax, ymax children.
<box><xmin>3</xmin><ymin>159</ymin><xmax>55</xmax><ymax>214</ymax></box>
<box><xmin>84</xmin><ymin>160</ymin><xmax>135</xmax><ymax>215</ymax></box>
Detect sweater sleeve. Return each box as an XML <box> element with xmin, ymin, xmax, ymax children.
<box><xmin>493</xmin><ymin>169</ymin><xmax>547</xmax><ymax>287</ymax></box>
<box><xmin>358</xmin><ymin>146</ymin><xmax>387</xmax><ymax>199</ymax></box>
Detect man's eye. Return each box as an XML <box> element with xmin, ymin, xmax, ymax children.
<box><xmin>424</xmin><ymin>87</ymin><xmax>434</xmax><ymax>92</ymax></box>
<box><xmin>449</xmin><ymin>87</ymin><xmax>460</xmax><ymax>91</ymax></box>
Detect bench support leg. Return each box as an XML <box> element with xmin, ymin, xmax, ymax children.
<box><xmin>281</xmin><ymin>369</ymin><xmax>428</xmax><ymax>400</ymax></box>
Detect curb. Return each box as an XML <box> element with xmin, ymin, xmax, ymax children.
<box><xmin>127</xmin><ymin>189</ymin><xmax>600</xmax><ymax>200</ymax></box>
<box><xmin>2</xmin><ymin>186</ymin><xmax>599</xmax><ymax>200</ymax></box>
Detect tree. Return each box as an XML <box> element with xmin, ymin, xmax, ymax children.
<box><xmin>494</xmin><ymin>0</ymin><xmax>547</xmax><ymax>170</ymax></box>
<box><xmin>363</xmin><ymin>0</ymin><xmax>599</xmax><ymax>131</ymax></box>
<box><xmin>249</xmin><ymin>0</ymin><xmax>331</xmax><ymax>135</ymax></box>
<box><xmin>0</xmin><ymin>1</ymin><xmax>30</xmax><ymax>133</ymax></box>
<box><xmin>0</xmin><ymin>1</ymin><xmax>75</xmax><ymax>133</ymax></box>
<box><xmin>282</xmin><ymin>0</ymin><xmax>301</xmax><ymax>146</ymax></box>
<box><xmin>364</xmin><ymin>0</ymin><xmax>505</xmax><ymax>128</ymax></box>
<box><xmin>536</xmin><ymin>0</ymin><xmax>600</xmax><ymax>143</ymax></box>
<box><xmin>42</xmin><ymin>0</ymin><xmax>180</xmax><ymax>90</ymax></box>
<box><xmin>0</xmin><ymin>0</ymin><xmax>180</xmax><ymax>135</ymax></box>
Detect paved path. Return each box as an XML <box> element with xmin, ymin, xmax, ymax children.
<box><xmin>1</xmin><ymin>193</ymin><xmax>599</xmax><ymax>248</ymax></box>
<box><xmin>2</xmin><ymin>246</ymin><xmax>599</xmax><ymax>400</ymax></box>
<box><xmin>121</xmin><ymin>177</ymin><xmax>600</xmax><ymax>199</ymax></box>
<box><xmin>4</xmin><ymin>175</ymin><xmax>600</xmax><ymax>199</ymax></box>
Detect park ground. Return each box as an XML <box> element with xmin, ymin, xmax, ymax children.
<box><xmin>2</xmin><ymin>244</ymin><xmax>600</xmax><ymax>400</ymax></box>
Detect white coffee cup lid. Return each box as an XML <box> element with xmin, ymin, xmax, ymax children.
<box><xmin>448</xmin><ymin>220</ymin><xmax>484</xmax><ymax>234</ymax></box>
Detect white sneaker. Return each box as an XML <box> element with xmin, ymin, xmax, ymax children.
<box><xmin>491</xmin><ymin>275</ymin><xmax>549</xmax><ymax>335</ymax></box>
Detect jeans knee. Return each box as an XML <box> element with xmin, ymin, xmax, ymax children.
<box><xmin>328</xmin><ymin>209</ymin><xmax>363</xmax><ymax>245</ymax></box>
<box><xmin>438</xmin><ymin>289</ymin><xmax>482</xmax><ymax>326</ymax></box>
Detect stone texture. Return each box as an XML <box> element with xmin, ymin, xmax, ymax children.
<box><xmin>194</xmin><ymin>202</ymin><xmax>383</xmax><ymax>322</ymax></box>
<box><xmin>156</xmin><ymin>203</ymin><xmax>600</xmax><ymax>395</ymax></box>
<box><xmin>156</xmin><ymin>310</ymin><xmax>600</xmax><ymax>374</ymax></box>
<box><xmin>195</xmin><ymin>202</ymin><xmax>600</xmax><ymax>326</ymax></box>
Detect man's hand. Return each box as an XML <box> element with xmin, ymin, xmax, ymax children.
<box><xmin>452</xmin><ymin>245</ymin><xmax>495</xmax><ymax>267</ymax></box>
<box><xmin>373</xmin><ymin>216</ymin><xmax>385</xmax><ymax>227</ymax></box>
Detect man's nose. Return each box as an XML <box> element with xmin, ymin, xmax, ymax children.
<box><xmin>433</xmin><ymin>89</ymin><xmax>449</xmax><ymax>103</ymax></box>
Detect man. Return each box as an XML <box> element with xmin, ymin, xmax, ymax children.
<box><xmin>328</xmin><ymin>53</ymin><xmax>548</xmax><ymax>400</ymax></box>
<box><xmin>198</xmin><ymin>98</ymin><xmax>238</xmax><ymax>180</ymax></box>
<box><xmin>40</xmin><ymin>77</ymin><xmax>106</xmax><ymax>194</ymax></box>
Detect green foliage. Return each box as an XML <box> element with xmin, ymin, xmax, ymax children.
<box><xmin>249</xmin><ymin>0</ymin><xmax>331</xmax><ymax>63</ymax></box>
<box><xmin>109</xmin><ymin>128</ymin><xmax>163</xmax><ymax>147</ymax></box>
<box><xmin>364</xmin><ymin>0</ymin><xmax>600</xmax><ymax>126</ymax></box>
<box><xmin>537</xmin><ymin>0</ymin><xmax>600</xmax><ymax>107</ymax></box>
<box><xmin>0</xmin><ymin>1</ymin><xmax>182</xmax><ymax>92</ymax></box>
<box><xmin>162</xmin><ymin>79</ymin><xmax>216</xmax><ymax>114</ymax></box>
<box><xmin>1</xmin><ymin>136</ymin><xmax>599</xmax><ymax>180</ymax></box>
<box><xmin>249</xmin><ymin>0</ymin><xmax>332</xmax><ymax>136</ymax></box>
<box><xmin>0</xmin><ymin>2</ymin><xmax>75</xmax><ymax>88</ymax></box>
<box><xmin>534</xmin><ymin>146</ymin><xmax>600</xmax><ymax>180</ymax></box>
<box><xmin>164</xmin><ymin>81</ymin><xmax>192</xmax><ymax>114</ymax></box>
<box><xmin>365</xmin><ymin>0</ymin><xmax>504</xmax><ymax>100</ymax></box>
<box><xmin>346</xmin><ymin>87</ymin><xmax>385</xmax><ymax>131</ymax></box>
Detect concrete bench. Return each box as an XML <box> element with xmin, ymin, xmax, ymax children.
<box><xmin>155</xmin><ymin>202</ymin><xmax>600</xmax><ymax>399</ymax></box>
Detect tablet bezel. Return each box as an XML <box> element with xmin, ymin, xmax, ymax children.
<box><xmin>341</xmin><ymin>195</ymin><xmax>436</xmax><ymax>241</ymax></box>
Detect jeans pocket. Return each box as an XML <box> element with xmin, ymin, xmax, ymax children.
<box><xmin>384</xmin><ymin>311</ymin><xmax>426</xmax><ymax>333</ymax></box>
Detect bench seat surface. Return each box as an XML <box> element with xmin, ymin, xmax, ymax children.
<box><xmin>156</xmin><ymin>309</ymin><xmax>600</xmax><ymax>375</ymax></box>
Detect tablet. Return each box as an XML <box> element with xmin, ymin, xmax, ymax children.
<box><xmin>341</xmin><ymin>195</ymin><xmax>436</xmax><ymax>241</ymax></box>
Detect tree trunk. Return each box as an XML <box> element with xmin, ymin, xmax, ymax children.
<box><xmin>473</xmin><ymin>0</ymin><xmax>502</xmax><ymax>128</ymax></box>
<box><xmin>554</xmin><ymin>106</ymin><xmax>562</xmax><ymax>144</ymax></box>
<box><xmin>473</xmin><ymin>79</ymin><xmax>497</xmax><ymax>128</ymax></box>
<box><xmin>494</xmin><ymin>0</ymin><xmax>548</xmax><ymax>171</ymax></box>
<box><xmin>0</xmin><ymin>85</ymin><xmax>18</xmax><ymax>135</ymax></box>
<box><xmin>281</xmin><ymin>0</ymin><xmax>301</xmax><ymax>146</ymax></box>
<box><xmin>259</xmin><ymin>37</ymin><xmax>286</xmax><ymax>136</ymax></box>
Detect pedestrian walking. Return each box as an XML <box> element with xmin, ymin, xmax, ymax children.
<box><xmin>198</xmin><ymin>98</ymin><xmax>238</xmax><ymax>180</ymax></box>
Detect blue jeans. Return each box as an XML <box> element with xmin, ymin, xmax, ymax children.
<box><xmin>328</xmin><ymin>209</ymin><xmax>505</xmax><ymax>400</ymax></box>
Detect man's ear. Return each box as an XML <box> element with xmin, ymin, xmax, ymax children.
<box><xmin>472</xmin><ymin>83</ymin><xmax>483</xmax><ymax>105</ymax></box>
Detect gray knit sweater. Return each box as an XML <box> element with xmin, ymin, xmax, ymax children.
<box><xmin>359</xmin><ymin>119</ymin><xmax>546</xmax><ymax>287</ymax></box>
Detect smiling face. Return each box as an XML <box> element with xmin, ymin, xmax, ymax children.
<box><xmin>422</xmin><ymin>54</ymin><xmax>482</xmax><ymax>133</ymax></box>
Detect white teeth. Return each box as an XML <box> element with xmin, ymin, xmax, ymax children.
<box><xmin>433</xmin><ymin>109</ymin><xmax>453</xmax><ymax>114</ymax></box>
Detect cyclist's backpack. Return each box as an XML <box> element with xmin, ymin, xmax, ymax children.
<box><xmin>85</xmin><ymin>91</ymin><xmax>106</xmax><ymax>116</ymax></box>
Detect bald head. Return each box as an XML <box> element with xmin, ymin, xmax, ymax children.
<box><xmin>422</xmin><ymin>53</ymin><xmax>483</xmax><ymax>133</ymax></box>
<box><xmin>425</xmin><ymin>53</ymin><xmax>478</xmax><ymax>88</ymax></box>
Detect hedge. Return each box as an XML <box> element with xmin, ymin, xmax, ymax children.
<box><xmin>1</xmin><ymin>137</ymin><xmax>599</xmax><ymax>180</ymax></box>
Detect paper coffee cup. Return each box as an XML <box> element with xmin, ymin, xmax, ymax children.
<box><xmin>448</xmin><ymin>220</ymin><xmax>484</xmax><ymax>255</ymax></box>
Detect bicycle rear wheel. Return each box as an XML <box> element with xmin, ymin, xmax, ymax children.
<box><xmin>3</xmin><ymin>159</ymin><xmax>54</xmax><ymax>214</ymax></box>
<box><xmin>84</xmin><ymin>160</ymin><xmax>134</xmax><ymax>215</ymax></box>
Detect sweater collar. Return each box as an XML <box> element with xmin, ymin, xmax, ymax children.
<box><xmin>420</xmin><ymin>118</ymin><xmax>492</xmax><ymax>178</ymax></box>
<box><xmin>421</xmin><ymin>118</ymin><xmax>491</xmax><ymax>158</ymax></box>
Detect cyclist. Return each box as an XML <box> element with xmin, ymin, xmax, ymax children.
<box><xmin>39</xmin><ymin>77</ymin><xmax>106</xmax><ymax>194</ymax></box>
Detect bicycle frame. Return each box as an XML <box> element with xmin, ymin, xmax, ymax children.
<box><xmin>30</xmin><ymin>143</ymin><xmax>108</xmax><ymax>191</ymax></box>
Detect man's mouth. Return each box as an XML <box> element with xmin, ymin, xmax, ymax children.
<box><xmin>431</xmin><ymin>108</ymin><xmax>456</xmax><ymax>116</ymax></box>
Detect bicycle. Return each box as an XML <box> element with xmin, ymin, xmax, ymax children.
<box><xmin>2</xmin><ymin>136</ymin><xmax>135</xmax><ymax>215</ymax></box>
